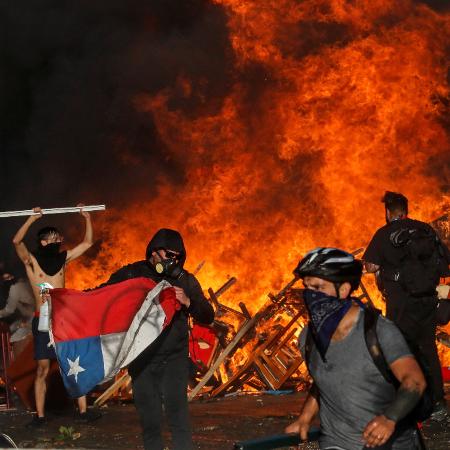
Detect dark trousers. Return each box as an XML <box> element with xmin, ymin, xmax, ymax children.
<box><xmin>387</xmin><ymin>302</ymin><xmax>444</xmax><ymax>404</ymax></box>
<box><xmin>131</xmin><ymin>356</ymin><xmax>193</xmax><ymax>450</ymax></box>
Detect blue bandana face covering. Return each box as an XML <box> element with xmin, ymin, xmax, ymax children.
<box><xmin>303</xmin><ymin>289</ymin><xmax>353</xmax><ymax>361</ymax></box>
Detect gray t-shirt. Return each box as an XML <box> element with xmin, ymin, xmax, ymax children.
<box><xmin>299</xmin><ymin>309</ymin><xmax>418</xmax><ymax>450</ymax></box>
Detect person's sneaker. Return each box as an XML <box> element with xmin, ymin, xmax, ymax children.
<box><xmin>75</xmin><ymin>408</ymin><xmax>102</xmax><ymax>423</ymax></box>
<box><xmin>25</xmin><ymin>415</ymin><xmax>47</xmax><ymax>428</ymax></box>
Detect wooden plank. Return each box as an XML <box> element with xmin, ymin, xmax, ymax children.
<box><xmin>215</xmin><ymin>277</ymin><xmax>237</xmax><ymax>298</ymax></box>
<box><xmin>210</xmin><ymin>354</ymin><xmax>255</xmax><ymax>397</ymax></box>
<box><xmin>190</xmin><ymin>278</ymin><xmax>301</xmax><ymax>400</ymax></box>
<box><xmin>94</xmin><ymin>372</ymin><xmax>131</xmax><ymax>407</ymax></box>
<box><xmin>188</xmin><ymin>316</ymin><xmax>258</xmax><ymax>401</ymax></box>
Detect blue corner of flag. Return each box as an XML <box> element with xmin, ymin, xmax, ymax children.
<box><xmin>56</xmin><ymin>336</ymin><xmax>105</xmax><ymax>398</ymax></box>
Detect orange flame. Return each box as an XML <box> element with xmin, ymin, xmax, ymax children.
<box><xmin>67</xmin><ymin>0</ymin><xmax>450</xmax><ymax>366</ymax></box>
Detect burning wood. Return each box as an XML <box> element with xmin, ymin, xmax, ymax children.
<box><xmin>189</xmin><ymin>280</ymin><xmax>310</xmax><ymax>401</ymax></box>
<box><xmin>187</xmin><ymin>247</ymin><xmax>389</xmax><ymax>401</ymax></box>
<box><xmin>94</xmin><ymin>249</ymin><xmax>449</xmax><ymax>405</ymax></box>
<box><xmin>432</xmin><ymin>214</ymin><xmax>450</xmax><ymax>246</ymax></box>
<box><xmin>437</xmin><ymin>331</ymin><xmax>450</xmax><ymax>349</ymax></box>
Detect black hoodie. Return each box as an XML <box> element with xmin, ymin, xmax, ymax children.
<box><xmin>101</xmin><ymin>229</ymin><xmax>214</xmax><ymax>377</ymax></box>
<box><xmin>145</xmin><ymin>228</ymin><xmax>186</xmax><ymax>267</ymax></box>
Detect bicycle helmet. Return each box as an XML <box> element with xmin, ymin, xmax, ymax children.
<box><xmin>294</xmin><ymin>247</ymin><xmax>362</xmax><ymax>291</ymax></box>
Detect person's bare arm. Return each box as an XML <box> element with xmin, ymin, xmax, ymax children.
<box><xmin>12</xmin><ymin>207</ymin><xmax>42</xmax><ymax>265</ymax></box>
<box><xmin>285</xmin><ymin>383</ymin><xmax>320</xmax><ymax>441</ymax></box>
<box><xmin>363</xmin><ymin>356</ymin><xmax>426</xmax><ymax>447</ymax></box>
<box><xmin>66</xmin><ymin>206</ymin><xmax>93</xmax><ymax>263</ymax></box>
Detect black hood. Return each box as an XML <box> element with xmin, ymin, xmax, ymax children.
<box><xmin>145</xmin><ymin>228</ymin><xmax>186</xmax><ymax>266</ymax></box>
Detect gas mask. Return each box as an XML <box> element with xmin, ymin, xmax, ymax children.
<box><xmin>154</xmin><ymin>251</ymin><xmax>184</xmax><ymax>279</ymax></box>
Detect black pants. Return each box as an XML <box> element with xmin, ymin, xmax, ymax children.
<box><xmin>131</xmin><ymin>356</ymin><xmax>193</xmax><ymax>450</ymax></box>
<box><xmin>388</xmin><ymin>300</ymin><xmax>444</xmax><ymax>404</ymax></box>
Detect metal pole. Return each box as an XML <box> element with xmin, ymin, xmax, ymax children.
<box><xmin>0</xmin><ymin>204</ymin><xmax>106</xmax><ymax>218</ymax></box>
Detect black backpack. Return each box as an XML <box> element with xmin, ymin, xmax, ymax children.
<box><xmin>389</xmin><ymin>226</ymin><xmax>447</xmax><ymax>297</ymax></box>
<box><xmin>304</xmin><ymin>307</ymin><xmax>434</xmax><ymax>423</ymax></box>
<box><xmin>363</xmin><ymin>309</ymin><xmax>434</xmax><ymax>423</ymax></box>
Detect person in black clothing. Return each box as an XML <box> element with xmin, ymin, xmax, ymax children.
<box><xmin>363</xmin><ymin>191</ymin><xmax>450</xmax><ymax>420</ymax></box>
<box><xmin>102</xmin><ymin>228</ymin><xmax>214</xmax><ymax>450</ymax></box>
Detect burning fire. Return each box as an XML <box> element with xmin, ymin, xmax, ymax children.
<box><xmin>67</xmin><ymin>0</ymin><xmax>450</xmax><ymax>367</ymax></box>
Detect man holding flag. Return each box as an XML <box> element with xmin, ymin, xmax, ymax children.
<box><xmin>59</xmin><ymin>228</ymin><xmax>214</xmax><ymax>450</ymax></box>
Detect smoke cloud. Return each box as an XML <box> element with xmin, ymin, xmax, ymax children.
<box><xmin>0</xmin><ymin>0</ymin><xmax>232</xmax><ymax>267</ymax></box>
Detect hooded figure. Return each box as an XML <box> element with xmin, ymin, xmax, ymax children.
<box><xmin>146</xmin><ymin>228</ymin><xmax>186</xmax><ymax>264</ymax></box>
<box><xmin>146</xmin><ymin>229</ymin><xmax>186</xmax><ymax>279</ymax></box>
<box><xmin>99</xmin><ymin>227</ymin><xmax>214</xmax><ymax>450</ymax></box>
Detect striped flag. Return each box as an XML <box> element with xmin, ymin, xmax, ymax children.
<box><xmin>49</xmin><ymin>277</ymin><xmax>180</xmax><ymax>398</ymax></box>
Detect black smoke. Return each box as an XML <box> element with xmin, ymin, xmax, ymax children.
<box><xmin>1</xmin><ymin>0</ymin><xmax>449</xmax><ymax>275</ymax></box>
<box><xmin>416</xmin><ymin>0</ymin><xmax>450</xmax><ymax>12</ymax></box>
<box><xmin>0</xmin><ymin>0</ymin><xmax>233</xmax><ymax>267</ymax></box>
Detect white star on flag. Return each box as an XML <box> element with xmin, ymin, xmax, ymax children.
<box><xmin>67</xmin><ymin>356</ymin><xmax>86</xmax><ymax>383</ymax></box>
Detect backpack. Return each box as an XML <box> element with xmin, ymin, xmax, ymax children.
<box><xmin>363</xmin><ymin>308</ymin><xmax>434</xmax><ymax>423</ymax></box>
<box><xmin>389</xmin><ymin>226</ymin><xmax>447</xmax><ymax>297</ymax></box>
<box><xmin>304</xmin><ymin>307</ymin><xmax>434</xmax><ymax>423</ymax></box>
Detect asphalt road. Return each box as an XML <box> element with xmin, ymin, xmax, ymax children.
<box><xmin>0</xmin><ymin>389</ymin><xmax>448</xmax><ymax>449</ymax></box>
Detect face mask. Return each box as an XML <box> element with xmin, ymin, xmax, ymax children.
<box><xmin>34</xmin><ymin>243</ymin><xmax>66</xmax><ymax>276</ymax></box>
<box><xmin>40</xmin><ymin>242</ymin><xmax>62</xmax><ymax>256</ymax></box>
<box><xmin>154</xmin><ymin>251</ymin><xmax>183</xmax><ymax>279</ymax></box>
<box><xmin>303</xmin><ymin>289</ymin><xmax>353</xmax><ymax>361</ymax></box>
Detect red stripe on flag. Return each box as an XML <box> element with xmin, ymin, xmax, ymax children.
<box><xmin>50</xmin><ymin>277</ymin><xmax>177</xmax><ymax>341</ymax></box>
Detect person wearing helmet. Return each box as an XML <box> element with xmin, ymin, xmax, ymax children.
<box><xmin>100</xmin><ymin>228</ymin><xmax>214</xmax><ymax>450</ymax></box>
<box><xmin>285</xmin><ymin>247</ymin><xmax>426</xmax><ymax>450</ymax></box>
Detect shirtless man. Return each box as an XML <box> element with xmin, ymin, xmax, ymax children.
<box><xmin>13</xmin><ymin>206</ymin><xmax>100</xmax><ymax>427</ymax></box>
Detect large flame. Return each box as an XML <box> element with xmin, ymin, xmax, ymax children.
<box><xmin>67</xmin><ymin>0</ymin><xmax>450</xmax><ymax>365</ymax></box>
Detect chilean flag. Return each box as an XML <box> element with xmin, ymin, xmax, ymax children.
<box><xmin>49</xmin><ymin>277</ymin><xmax>180</xmax><ymax>398</ymax></box>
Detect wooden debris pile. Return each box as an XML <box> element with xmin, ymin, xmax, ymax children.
<box><xmin>189</xmin><ymin>278</ymin><xmax>309</xmax><ymax>400</ymax></box>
